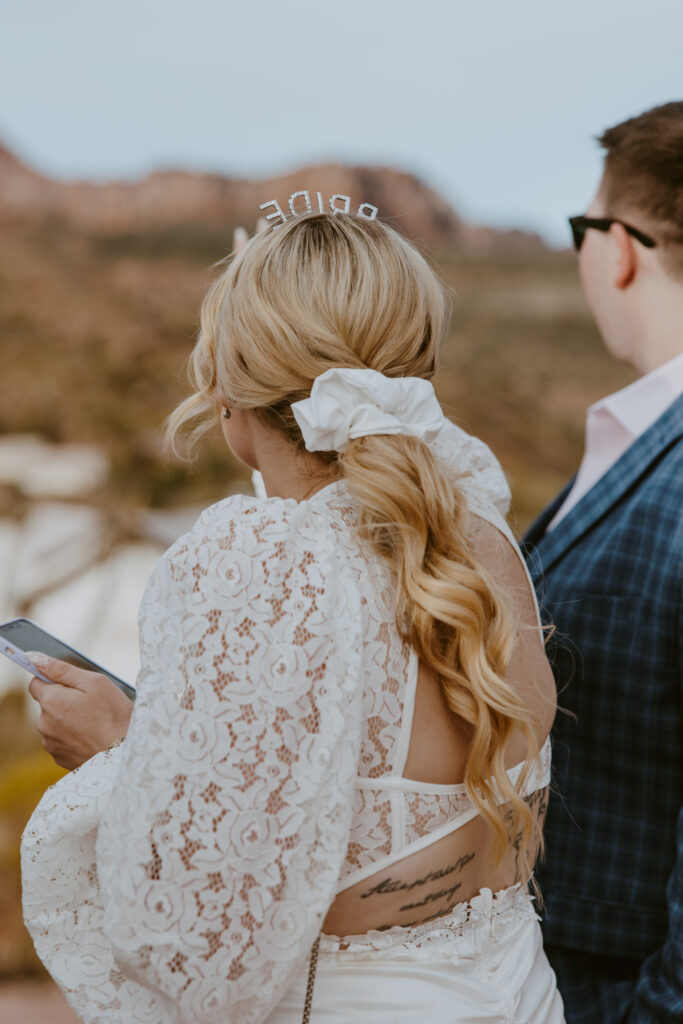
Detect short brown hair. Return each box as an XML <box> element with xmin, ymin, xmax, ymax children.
<box><xmin>598</xmin><ymin>101</ymin><xmax>683</xmax><ymax>275</ymax></box>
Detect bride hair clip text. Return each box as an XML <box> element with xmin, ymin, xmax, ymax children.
<box><xmin>259</xmin><ymin>190</ymin><xmax>378</xmax><ymax>229</ymax></box>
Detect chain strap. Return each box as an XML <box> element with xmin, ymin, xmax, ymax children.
<box><xmin>301</xmin><ymin>934</ymin><xmax>321</xmax><ymax>1024</ymax></box>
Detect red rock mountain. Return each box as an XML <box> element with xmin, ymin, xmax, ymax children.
<box><xmin>0</xmin><ymin>142</ymin><xmax>544</xmax><ymax>250</ymax></box>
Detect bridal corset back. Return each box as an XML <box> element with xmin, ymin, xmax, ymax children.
<box><xmin>21</xmin><ymin>420</ymin><xmax>549</xmax><ymax>1024</ymax></box>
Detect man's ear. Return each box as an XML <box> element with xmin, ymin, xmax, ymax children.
<box><xmin>610</xmin><ymin>222</ymin><xmax>637</xmax><ymax>289</ymax></box>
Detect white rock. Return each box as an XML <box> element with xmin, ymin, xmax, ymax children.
<box><xmin>0</xmin><ymin>436</ymin><xmax>47</xmax><ymax>483</ymax></box>
<box><xmin>139</xmin><ymin>505</ymin><xmax>205</xmax><ymax>547</ymax></box>
<box><xmin>0</xmin><ymin>520</ymin><xmax>23</xmax><ymax>622</ymax></box>
<box><xmin>12</xmin><ymin>502</ymin><xmax>110</xmax><ymax>606</ymax></box>
<box><xmin>29</xmin><ymin>543</ymin><xmax>163</xmax><ymax>691</ymax></box>
<box><xmin>0</xmin><ymin>434</ymin><xmax>109</xmax><ymax>497</ymax></box>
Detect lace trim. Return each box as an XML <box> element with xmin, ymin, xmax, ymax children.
<box><xmin>320</xmin><ymin>883</ymin><xmax>539</xmax><ymax>959</ymax></box>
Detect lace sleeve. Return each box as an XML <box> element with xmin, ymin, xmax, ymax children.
<box><xmin>429</xmin><ymin>419</ymin><xmax>512</xmax><ymax>519</ymax></box>
<box><xmin>24</xmin><ymin>496</ymin><xmax>365</xmax><ymax>1024</ymax></box>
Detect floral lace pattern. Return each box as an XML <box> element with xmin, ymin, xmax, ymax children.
<box><xmin>21</xmin><ymin>420</ymin><xmax>548</xmax><ymax>1024</ymax></box>
<box><xmin>24</xmin><ymin>497</ymin><xmax>367</xmax><ymax>1023</ymax></box>
<box><xmin>403</xmin><ymin>790</ymin><xmax>475</xmax><ymax>847</ymax></box>
<box><xmin>344</xmin><ymin>790</ymin><xmax>394</xmax><ymax>873</ymax></box>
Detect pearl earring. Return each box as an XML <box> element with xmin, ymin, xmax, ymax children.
<box><xmin>222</xmin><ymin>407</ymin><xmax>231</xmax><ymax>420</ymax></box>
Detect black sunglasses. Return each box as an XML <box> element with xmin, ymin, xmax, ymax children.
<box><xmin>568</xmin><ymin>215</ymin><xmax>657</xmax><ymax>252</ymax></box>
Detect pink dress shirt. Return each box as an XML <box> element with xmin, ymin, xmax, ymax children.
<box><xmin>548</xmin><ymin>352</ymin><xmax>683</xmax><ymax>531</ymax></box>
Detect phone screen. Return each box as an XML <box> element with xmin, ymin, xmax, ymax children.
<box><xmin>0</xmin><ymin>619</ymin><xmax>136</xmax><ymax>701</ymax></box>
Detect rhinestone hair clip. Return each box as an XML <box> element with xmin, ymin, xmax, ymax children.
<box><xmin>259</xmin><ymin>190</ymin><xmax>378</xmax><ymax>228</ymax></box>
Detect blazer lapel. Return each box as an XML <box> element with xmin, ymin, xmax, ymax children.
<box><xmin>526</xmin><ymin>394</ymin><xmax>683</xmax><ymax>580</ymax></box>
<box><xmin>523</xmin><ymin>478</ymin><xmax>574</xmax><ymax>548</ymax></box>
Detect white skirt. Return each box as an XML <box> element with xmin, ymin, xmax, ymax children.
<box><xmin>266</xmin><ymin>885</ymin><xmax>565</xmax><ymax>1023</ymax></box>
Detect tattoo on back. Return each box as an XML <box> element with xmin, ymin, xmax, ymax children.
<box><xmin>503</xmin><ymin>786</ymin><xmax>549</xmax><ymax>883</ymax></box>
<box><xmin>399</xmin><ymin>880</ymin><xmax>464</xmax><ymax>912</ymax></box>
<box><xmin>528</xmin><ymin>787</ymin><xmax>549</xmax><ymax>821</ymax></box>
<box><xmin>360</xmin><ymin>852</ymin><xmax>475</xmax><ymax>900</ymax></box>
<box><xmin>355</xmin><ymin>787</ymin><xmax>550</xmax><ymax>931</ymax></box>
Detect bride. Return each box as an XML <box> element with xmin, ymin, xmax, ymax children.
<box><xmin>22</xmin><ymin>210</ymin><xmax>564</xmax><ymax>1022</ymax></box>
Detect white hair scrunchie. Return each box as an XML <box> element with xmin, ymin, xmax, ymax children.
<box><xmin>291</xmin><ymin>367</ymin><xmax>446</xmax><ymax>453</ymax></box>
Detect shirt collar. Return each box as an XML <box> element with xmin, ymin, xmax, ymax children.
<box><xmin>590</xmin><ymin>351</ymin><xmax>683</xmax><ymax>441</ymax></box>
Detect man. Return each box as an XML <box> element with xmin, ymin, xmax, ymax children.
<box><xmin>524</xmin><ymin>101</ymin><xmax>683</xmax><ymax>1022</ymax></box>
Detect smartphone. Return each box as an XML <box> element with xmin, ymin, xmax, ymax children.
<box><xmin>0</xmin><ymin>617</ymin><xmax>136</xmax><ymax>702</ymax></box>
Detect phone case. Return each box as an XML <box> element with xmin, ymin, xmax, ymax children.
<box><xmin>0</xmin><ymin>638</ymin><xmax>54</xmax><ymax>684</ymax></box>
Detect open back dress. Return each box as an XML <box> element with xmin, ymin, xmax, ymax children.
<box><xmin>21</xmin><ymin>419</ymin><xmax>564</xmax><ymax>1023</ymax></box>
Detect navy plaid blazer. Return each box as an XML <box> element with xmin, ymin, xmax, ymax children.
<box><xmin>522</xmin><ymin>394</ymin><xmax>683</xmax><ymax>1024</ymax></box>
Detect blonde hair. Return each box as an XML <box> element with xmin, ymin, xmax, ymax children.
<box><xmin>167</xmin><ymin>212</ymin><xmax>542</xmax><ymax>873</ymax></box>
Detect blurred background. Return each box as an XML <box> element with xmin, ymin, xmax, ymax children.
<box><xmin>0</xmin><ymin>0</ymin><xmax>681</xmax><ymax>1018</ymax></box>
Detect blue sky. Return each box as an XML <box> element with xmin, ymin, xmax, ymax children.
<box><xmin>1</xmin><ymin>0</ymin><xmax>681</xmax><ymax>244</ymax></box>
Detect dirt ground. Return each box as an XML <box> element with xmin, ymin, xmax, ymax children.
<box><xmin>0</xmin><ymin>980</ymin><xmax>81</xmax><ymax>1024</ymax></box>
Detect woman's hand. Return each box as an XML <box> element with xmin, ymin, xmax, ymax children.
<box><xmin>26</xmin><ymin>654</ymin><xmax>134</xmax><ymax>770</ymax></box>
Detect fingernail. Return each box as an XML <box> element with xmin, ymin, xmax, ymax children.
<box><xmin>26</xmin><ymin>651</ymin><xmax>51</xmax><ymax>668</ymax></box>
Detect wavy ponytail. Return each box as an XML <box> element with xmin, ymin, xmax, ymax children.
<box><xmin>341</xmin><ymin>432</ymin><xmax>542</xmax><ymax>872</ymax></box>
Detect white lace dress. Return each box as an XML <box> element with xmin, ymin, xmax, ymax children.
<box><xmin>21</xmin><ymin>421</ymin><xmax>564</xmax><ymax>1023</ymax></box>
